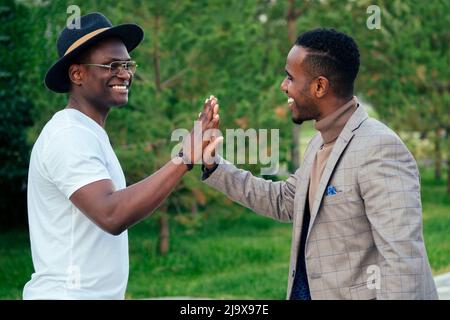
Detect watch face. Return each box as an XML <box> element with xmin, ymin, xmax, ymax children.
<box><xmin>178</xmin><ymin>151</ymin><xmax>193</xmax><ymax>170</ymax></box>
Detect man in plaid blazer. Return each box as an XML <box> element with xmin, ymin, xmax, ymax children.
<box><xmin>202</xmin><ymin>29</ymin><xmax>437</xmax><ymax>300</ymax></box>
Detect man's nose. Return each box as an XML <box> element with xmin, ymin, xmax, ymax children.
<box><xmin>117</xmin><ymin>68</ymin><xmax>131</xmax><ymax>80</ymax></box>
<box><xmin>280</xmin><ymin>78</ymin><xmax>288</xmax><ymax>92</ymax></box>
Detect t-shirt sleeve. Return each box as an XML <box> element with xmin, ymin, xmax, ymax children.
<box><xmin>42</xmin><ymin>126</ymin><xmax>112</xmax><ymax>199</ymax></box>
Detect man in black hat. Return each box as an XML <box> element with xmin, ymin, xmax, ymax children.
<box><xmin>24</xmin><ymin>12</ymin><xmax>221</xmax><ymax>299</ymax></box>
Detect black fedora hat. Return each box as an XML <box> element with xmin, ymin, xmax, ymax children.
<box><xmin>45</xmin><ymin>12</ymin><xmax>144</xmax><ymax>93</ymax></box>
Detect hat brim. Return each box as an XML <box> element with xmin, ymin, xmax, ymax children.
<box><xmin>44</xmin><ymin>23</ymin><xmax>144</xmax><ymax>93</ymax></box>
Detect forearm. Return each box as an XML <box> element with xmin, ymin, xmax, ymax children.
<box><xmin>204</xmin><ymin>158</ymin><xmax>295</xmax><ymax>222</ymax></box>
<box><xmin>104</xmin><ymin>160</ymin><xmax>188</xmax><ymax>234</ymax></box>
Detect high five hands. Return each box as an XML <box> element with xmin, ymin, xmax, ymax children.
<box><xmin>182</xmin><ymin>95</ymin><xmax>223</xmax><ymax>167</ymax></box>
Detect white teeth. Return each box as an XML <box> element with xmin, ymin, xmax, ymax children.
<box><xmin>287</xmin><ymin>97</ymin><xmax>294</xmax><ymax>104</ymax></box>
<box><xmin>112</xmin><ymin>85</ymin><xmax>127</xmax><ymax>90</ymax></box>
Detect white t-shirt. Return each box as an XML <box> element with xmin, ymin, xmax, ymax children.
<box><xmin>23</xmin><ymin>108</ymin><xmax>129</xmax><ymax>300</ymax></box>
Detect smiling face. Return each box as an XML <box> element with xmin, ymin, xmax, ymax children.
<box><xmin>280</xmin><ymin>45</ymin><xmax>320</xmax><ymax>124</ymax></box>
<box><xmin>72</xmin><ymin>38</ymin><xmax>133</xmax><ymax>109</ymax></box>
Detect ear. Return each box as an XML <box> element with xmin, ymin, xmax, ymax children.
<box><xmin>312</xmin><ymin>76</ymin><xmax>329</xmax><ymax>98</ymax></box>
<box><xmin>68</xmin><ymin>64</ymin><xmax>84</xmax><ymax>87</ymax></box>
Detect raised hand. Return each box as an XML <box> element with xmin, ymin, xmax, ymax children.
<box><xmin>181</xmin><ymin>95</ymin><xmax>221</xmax><ymax>166</ymax></box>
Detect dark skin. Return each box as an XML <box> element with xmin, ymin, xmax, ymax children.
<box><xmin>280</xmin><ymin>45</ymin><xmax>352</xmax><ymax>124</ymax></box>
<box><xmin>68</xmin><ymin>38</ymin><xmax>134</xmax><ymax>126</ymax></box>
<box><xmin>68</xmin><ymin>38</ymin><xmax>220</xmax><ymax>235</ymax></box>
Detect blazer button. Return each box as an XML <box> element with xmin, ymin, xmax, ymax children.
<box><xmin>292</xmin><ymin>270</ymin><xmax>295</xmax><ymax>277</ymax></box>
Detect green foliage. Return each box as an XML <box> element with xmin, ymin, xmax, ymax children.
<box><xmin>0</xmin><ymin>1</ymin><xmax>33</xmax><ymax>227</ymax></box>
<box><xmin>359</xmin><ymin>0</ymin><xmax>449</xmax><ymax>133</ymax></box>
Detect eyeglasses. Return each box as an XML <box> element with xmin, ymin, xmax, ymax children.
<box><xmin>82</xmin><ymin>61</ymin><xmax>138</xmax><ymax>75</ymax></box>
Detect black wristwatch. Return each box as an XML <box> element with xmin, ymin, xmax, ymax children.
<box><xmin>201</xmin><ymin>163</ymin><xmax>219</xmax><ymax>180</ymax></box>
<box><xmin>178</xmin><ymin>150</ymin><xmax>194</xmax><ymax>171</ymax></box>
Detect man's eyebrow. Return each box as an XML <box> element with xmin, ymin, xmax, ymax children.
<box><xmin>101</xmin><ymin>57</ymin><xmax>132</xmax><ymax>64</ymax></box>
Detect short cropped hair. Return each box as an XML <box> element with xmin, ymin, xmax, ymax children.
<box><xmin>296</xmin><ymin>28</ymin><xmax>360</xmax><ymax>98</ymax></box>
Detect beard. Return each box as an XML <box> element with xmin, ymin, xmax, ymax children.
<box><xmin>291</xmin><ymin>96</ymin><xmax>318</xmax><ymax>125</ymax></box>
<box><xmin>292</xmin><ymin>115</ymin><xmax>305</xmax><ymax>125</ymax></box>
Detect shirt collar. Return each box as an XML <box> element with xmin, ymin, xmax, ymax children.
<box><xmin>314</xmin><ymin>96</ymin><xmax>358</xmax><ymax>144</ymax></box>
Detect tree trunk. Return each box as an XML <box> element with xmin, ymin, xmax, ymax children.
<box><xmin>286</xmin><ymin>0</ymin><xmax>305</xmax><ymax>170</ymax></box>
<box><xmin>191</xmin><ymin>201</ymin><xmax>198</xmax><ymax>216</ymax></box>
<box><xmin>447</xmin><ymin>157</ymin><xmax>450</xmax><ymax>196</ymax></box>
<box><xmin>434</xmin><ymin>128</ymin><xmax>442</xmax><ymax>180</ymax></box>
<box><xmin>158</xmin><ymin>213</ymin><xmax>169</xmax><ymax>255</ymax></box>
<box><xmin>447</xmin><ymin>128</ymin><xmax>450</xmax><ymax>196</ymax></box>
<box><xmin>447</xmin><ymin>155</ymin><xmax>450</xmax><ymax>196</ymax></box>
<box><xmin>153</xmin><ymin>14</ymin><xmax>161</xmax><ymax>94</ymax></box>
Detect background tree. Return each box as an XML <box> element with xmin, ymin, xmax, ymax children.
<box><xmin>0</xmin><ymin>1</ymin><xmax>35</xmax><ymax>228</ymax></box>
<box><xmin>356</xmin><ymin>0</ymin><xmax>449</xmax><ymax>194</ymax></box>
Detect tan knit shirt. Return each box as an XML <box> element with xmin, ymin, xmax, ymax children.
<box><xmin>308</xmin><ymin>97</ymin><xmax>358</xmax><ymax>209</ymax></box>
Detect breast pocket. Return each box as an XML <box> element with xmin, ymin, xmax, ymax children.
<box><xmin>322</xmin><ymin>189</ymin><xmax>353</xmax><ymax>206</ymax></box>
<box><xmin>321</xmin><ymin>188</ymin><xmax>365</xmax><ymax>224</ymax></box>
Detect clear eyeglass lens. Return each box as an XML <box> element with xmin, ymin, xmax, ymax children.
<box><xmin>126</xmin><ymin>61</ymin><xmax>137</xmax><ymax>74</ymax></box>
<box><xmin>110</xmin><ymin>61</ymin><xmax>137</xmax><ymax>75</ymax></box>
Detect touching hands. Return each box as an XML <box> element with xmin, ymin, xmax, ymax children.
<box><xmin>202</xmin><ymin>96</ymin><xmax>222</xmax><ymax>169</ymax></box>
<box><xmin>181</xmin><ymin>95</ymin><xmax>223</xmax><ymax>167</ymax></box>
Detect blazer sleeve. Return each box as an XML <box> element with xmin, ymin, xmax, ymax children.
<box><xmin>203</xmin><ymin>156</ymin><xmax>298</xmax><ymax>222</ymax></box>
<box><xmin>358</xmin><ymin>132</ymin><xmax>435</xmax><ymax>299</ymax></box>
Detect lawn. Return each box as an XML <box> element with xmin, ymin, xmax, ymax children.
<box><xmin>0</xmin><ymin>167</ymin><xmax>448</xmax><ymax>299</ymax></box>
<box><xmin>420</xmin><ymin>168</ymin><xmax>450</xmax><ymax>275</ymax></box>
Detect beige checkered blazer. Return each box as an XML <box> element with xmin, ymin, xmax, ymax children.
<box><xmin>204</xmin><ymin>106</ymin><xmax>438</xmax><ymax>300</ymax></box>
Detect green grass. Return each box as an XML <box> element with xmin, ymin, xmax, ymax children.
<box><xmin>0</xmin><ymin>229</ymin><xmax>33</xmax><ymax>299</ymax></box>
<box><xmin>126</xmin><ymin>207</ymin><xmax>291</xmax><ymax>299</ymax></box>
<box><xmin>420</xmin><ymin>168</ymin><xmax>450</xmax><ymax>275</ymax></box>
<box><xmin>0</xmin><ymin>167</ymin><xmax>448</xmax><ymax>299</ymax></box>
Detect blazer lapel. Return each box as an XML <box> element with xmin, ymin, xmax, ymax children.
<box><xmin>295</xmin><ymin>135</ymin><xmax>323</xmax><ymax>209</ymax></box>
<box><xmin>306</xmin><ymin>106</ymin><xmax>369</xmax><ymax>238</ymax></box>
